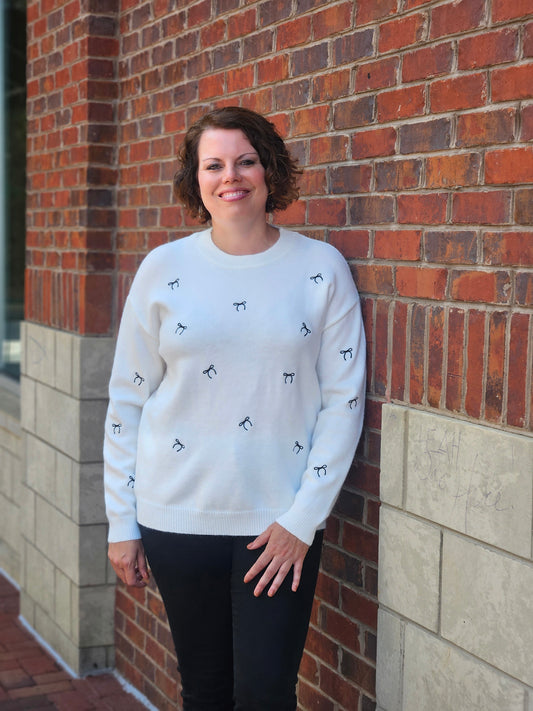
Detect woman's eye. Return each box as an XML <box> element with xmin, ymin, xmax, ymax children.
<box><xmin>206</xmin><ymin>163</ymin><xmax>221</xmax><ymax>170</ymax></box>
<box><xmin>240</xmin><ymin>159</ymin><xmax>255</xmax><ymax>166</ymax></box>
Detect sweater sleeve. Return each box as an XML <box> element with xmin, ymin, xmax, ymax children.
<box><xmin>276</xmin><ymin>260</ymin><xmax>366</xmax><ymax>546</ymax></box>
<box><xmin>103</xmin><ymin>286</ymin><xmax>165</xmax><ymax>543</ymax></box>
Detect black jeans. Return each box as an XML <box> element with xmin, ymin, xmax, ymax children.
<box><xmin>139</xmin><ymin>526</ymin><xmax>323</xmax><ymax>711</ymax></box>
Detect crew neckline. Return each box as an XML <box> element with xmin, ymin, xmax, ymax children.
<box><xmin>196</xmin><ymin>227</ymin><xmax>294</xmax><ymax>268</ymax></box>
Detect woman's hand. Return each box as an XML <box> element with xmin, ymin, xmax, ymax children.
<box><xmin>108</xmin><ymin>539</ymin><xmax>150</xmax><ymax>588</ymax></box>
<box><xmin>244</xmin><ymin>523</ymin><xmax>309</xmax><ymax>597</ymax></box>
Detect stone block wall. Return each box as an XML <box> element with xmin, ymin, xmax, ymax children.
<box><xmin>377</xmin><ymin>404</ymin><xmax>533</xmax><ymax>711</ymax></box>
<box><xmin>0</xmin><ymin>383</ymin><xmax>22</xmax><ymax>583</ymax></box>
<box><xmin>18</xmin><ymin>321</ymin><xmax>116</xmax><ymax>674</ymax></box>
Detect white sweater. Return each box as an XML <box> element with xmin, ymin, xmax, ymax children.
<box><xmin>104</xmin><ymin>228</ymin><xmax>366</xmax><ymax>546</ymax></box>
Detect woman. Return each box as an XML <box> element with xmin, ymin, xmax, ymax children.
<box><xmin>104</xmin><ymin>106</ymin><xmax>366</xmax><ymax>710</ymax></box>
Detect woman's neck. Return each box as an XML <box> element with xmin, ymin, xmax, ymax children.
<box><xmin>210</xmin><ymin>218</ymin><xmax>279</xmax><ymax>256</ymax></box>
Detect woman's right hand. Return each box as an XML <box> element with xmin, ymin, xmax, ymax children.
<box><xmin>108</xmin><ymin>539</ymin><xmax>150</xmax><ymax>588</ymax></box>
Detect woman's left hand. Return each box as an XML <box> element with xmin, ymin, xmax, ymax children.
<box><xmin>244</xmin><ymin>522</ymin><xmax>309</xmax><ymax>597</ymax></box>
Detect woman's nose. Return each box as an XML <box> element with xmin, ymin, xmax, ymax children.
<box><xmin>223</xmin><ymin>164</ymin><xmax>240</xmax><ymax>182</ymax></box>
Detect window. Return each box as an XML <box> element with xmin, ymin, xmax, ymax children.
<box><xmin>1</xmin><ymin>0</ymin><xmax>25</xmax><ymax>379</ymax></box>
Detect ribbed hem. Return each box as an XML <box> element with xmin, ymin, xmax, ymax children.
<box><xmin>136</xmin><ymin>500</ymin><xmax>287</xmax><ymax>537</ymax></box>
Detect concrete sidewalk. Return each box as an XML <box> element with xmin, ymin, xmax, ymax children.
<box><xmin>0</xmin><ymin>573</ymin><xmax>151</xmax><ymax>710</ymax></box>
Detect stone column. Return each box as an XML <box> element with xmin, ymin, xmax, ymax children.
<box><xmin>20</xmin><ymin>323</ymin><xmax>116</xmax><ymax>673</ymax></box>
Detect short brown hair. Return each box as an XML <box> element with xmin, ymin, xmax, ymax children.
<box><xmin>173</xmin><ymin>106</ymin><xmax>301</xmax><ymax>223</ymax></box>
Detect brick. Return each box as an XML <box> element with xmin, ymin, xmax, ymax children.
<box><xmin>391</xmin><ymin>301</ymin><xmax>408</xmax><ymax>400</ymax></box>
<box><xmin>465</xmin><ymin>309</ymin><xmax>485</xmax><ymax>418</ymax></box>
<box><xmin>308</xmin><ymin>198</ymin><xmax>347</xmax><ymax>225</ymax></box>
<box><xmin>310</xmin><ymin>135</ymin><xmax>349</xmax><ymax>164</ymax></box>
<box><xmin>357</xmin><ymin>0</ymin><xmax>398</xmax><ymax>25</ymax></box>
<box><xmin>351</xmin><ymin>263</ymin><xmax>394</xmax><ymax>295</ymax></box>
<box><xmin>341</xmin><ymin>650</ymin><xmax>376</xmax><ymax>696</ymax></box>
<box><xmin>446</xmin><ymin>308</ymin><xmax>465</xmax><ymax>412</ymax></box>
<box><xmin>298</xmin><ymin>680</ymin><xmax>335</xmax><ymax>711</ymax></box>
<box><xmin>430</xmin><ymin>0</ymin><xmax>485</xmax><ymax>39</ymax></box>
<box><xmin>430</xmin><ymin>73</ymin><xmax>487</xmax><ymax>112</ymax></box>
<box><xmin>492</xmin><ymin>0</ymin><xmax>533</xmax><ymax>22</ymax></box>
<box><xmin>483</xmin><ymin>232</ymin><xmax>533</xmax><ymax>266</ymax></box>
<box><xmin>516</xmin><ymin>272</ymin><xmax>533</xmax><ymax>306</ymax></box>
<box><xmin>402</xmin><ymin>42</ymin><xmax>453</xmax><ymax>82</ymax></box>
<box><xmin>200</xmin><ymin>18</ymin><xmax>226</xmax><ymax>47</ymax></box>
<box><xmin>373</xmin><ymin>298</ymin><xmax>389</xmax><ymax>396</ymax></box>
<box><xmin>426</xmin><ymin>152</ymin><xmax>481</xmax><ymax>188</ymax></box>
<box><xmin>329</xmin><ymin>230</ymin><xmax>369</xmax><ymax>259</ymax></box>
<box><xmin>319</xmin><ymin>605</ymin><xmax>360</xmax><ymax>652</ymax></box>
<box><xmin>321</xmin><ymin>544</ymin><xmax>363</xmax><ymax>587</ymax></box>
<box><xmin>515</xmin><ymin>189</ymin><xmax>533</xmax><ymax>224</ymax></box>
<box><xmin>346</xmin><ymin>459</ymin><xmax>380</xmax><ymax>497</ymax></box>
<box><xmin>379</xmin><ymin>12</ymin><xmax>426</xmax><ymax>53</ymax></box>
<box><xmin>367</xmin><ymin>498</ymin><xmax>380</xmax><ymax>530</ymax></box>
<box><xmin>485</xmin><ymin>147</ymin><xmax>533</xmax><ymax>185</ymax></box>
<box><xmin>409</xmin><ymin>303</ymin><xmax>426</xmax><ymax>404</ymax></box>
<box><xmin>330</xmin><ymin>164</ymin><xmax>372</xmax><ymax>194</ymax></box>
<box><xmin>312</xmin><ymin>68</ymin><xmax>351</xmax><ymax>102</ymax></box>
<box><xmin>276</xmin><ymin>15</ymin><xmax>311</xmax><ymax>49</ymax></box>
<box><xmin>350</xmin><ymin>195</ymin><xmax>395</xmax><ymax>224</ymax></box>
<box><xmin>456</xmin><ymin>108</ymin><xmax>516</xmax><ymax>147</ymax></box>
<box><xmin>226</xmin><ymin>64</ymin><xmax>254</xmax><ymax>93</ymax></box>
<box><xmin>275</xmin><ymin>199</ymin><xmax>306</xmax><ymax>225</ymax></box>
<box><xmin>333</xmin><ymin>96</ymin><xmax>375</xmax><ymax>129</ymax></box>
<box><xmin>355</xmin><ymin>57</ymin><xmax>399</xmax><ymax>92</ymax></box>
<box><xmin>293</xmin><ymin>105</ymin><xmax>329</xmax><ymax>136</ymax></box>
<box><xmin>242</xmin><ymin>29</ymin><xmax>274</xmax><ymax>61</ymax></box>
<box><xmin>492</xmin><ymin>63</ymin><xmax>533</xmax><ymax>102</ymax></box>
<box><xmin>352</xmin><ymin>126</ymin><xmax>396</xmax><ymax>159</ymax></box>
<box><xmin>299</xmin><ymin>651</ymin><xmax>319</xmax><ymax>686</ymax></box>
<box><xmin>259</xmin><ymin>0</ymin><xmax>293</xmax><ymax>26</ymax></box>
<box><xmin>333</xmin><ymin>27</ymin><xmax>374</xmax><ymax>65</ymax></box>
<box><xmin>396</xmin><ymin>265</ymin><xmax>447</xmax><ymax>300</ymax></box>
<box><xmin>343</xmin><ymin>523</ymin><xmax>379</xmax><ymax>565</ymax></box>
<box><xmin>450</xmin><ymin>269</ymin><xmax>511</xmax><ymax>304</ymax></box>
<box><xmin>522</xmin><ymin>104</ymin><xmax>533</xmax><ymax>140</ymax></box>
<box><xmin>321</xmin><ymin>665</ymin><xmax>361</xmax><ymax>709</ymax></box>
<box><xmin>428</xmin><ymin>306</ymin><xmax>444</xmax><ymax>407</ymax></box>
<box><xmin>485</xmin><ymin>310</ymin><xmax>506</xmax><ymax>422</ymax></box>
<box><xmin>398</xmin><ymin>193</ymin><xmax>448</xmax><ymax>224</ymax></box>
<box><xmin>399</xmin><ymin>118</ymin><xmax>451</xmax><ymax>154</ymax></box>
<box><xmin>274</xmin><ymin>78</ymin><xmax>310</xmax><ymax>109</ymax></box>
<box><xmin>458</xmin><ymin>28</ymin><xmax>517</xmax><ymax>70</ymax></box>
<box><xmin>292</xmin><ymin>42</ymin><xmax>329</xmax><ymax>76</ymax></box>
<box><xmin>79</xmin><ymin>273</ymin><xmax>112</xmax><ymax>334</ymax></box>
<box><xmin>452</xmin><ymin>190</ymin><xmax>511</xmax><ymax>225</ymax></box>
<box><xmin>424</xmin><ymin>231</ymin><xmax>477</xmax><ymax>264</ymax></box>
<box><xmin>507</xmin><ymin>313</ymin><xmax>529</xmax><ymax>427</ymax></box>
<box><xmin>305</xmin><ymin>625</ymin><xmax>338</xmax><ymax>669</ymax></box>
<box><xmin>525</xmin><ymin>21</ymin><xmax>533</xmax><ymax>57</ymax></box>
<box><xmin>374</xmin><ymin>230</ymin><xmax>422</xmax><ymax>261</ymax></box>
<box><xmin>377</xmin><ymin>84</ymin><xmax>425</xmax><ymax>121</ymax></box>
<box><xmin>313</xmin><ymin>2</ymin><xmax>353</xmax><ymax>40</ymax></box>
<box><xmin>299</xmin><ymin>167</ymin><xmax>327</xmax><ymax>196</ymax></box>
<box><xmin>375</xmin><ymin>158</ymin><xmax>422</xmax><ymax>191</ymax></box>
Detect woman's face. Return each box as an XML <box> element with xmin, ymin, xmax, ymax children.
<box><xmin>197</xmin><ymin>128</ymin><xmax>268</xmax><ymax>224</ymax></box>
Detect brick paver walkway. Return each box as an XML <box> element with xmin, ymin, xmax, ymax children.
<box><xmin>0</xmin><ymin>574</ymin><xmax>150</xmax><ymax>710</ymax></box>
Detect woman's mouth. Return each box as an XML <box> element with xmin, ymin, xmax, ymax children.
<box><xmin>218</xmin><ymin>190</ymin><xmax>250</xmax><ymax>201</ymax></box>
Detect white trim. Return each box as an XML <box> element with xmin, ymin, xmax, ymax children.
<box><xmin>17</xmin><ymin>615</ymin><xmax>79</xmax><ymax>679</ymax></box>
<box><xmin>113</xmin><ymin>672</ymin><xmax>160</xmax><ymax>711</ymax></box>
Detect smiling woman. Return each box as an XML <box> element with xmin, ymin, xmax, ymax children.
<box><xmin>195</xmin><ymin>128</ymin><xmax>274</xmax><ymax>254</ymax></box>
<box><xmin>173</xmin><ymin>106</ymin><xmax>300</xmax><ymax>224</ymax></box>
<box><xmin>104</xmin><ymin>106</ymin><xmax>366</xmax><ymax>711</ymax></box>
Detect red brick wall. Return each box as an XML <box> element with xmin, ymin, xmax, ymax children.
<box><xmin>26</xmin><ymin>0</ymin><xmax>533</xmax><ymax>709</ymax></box>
